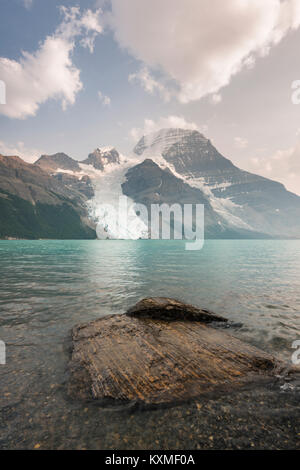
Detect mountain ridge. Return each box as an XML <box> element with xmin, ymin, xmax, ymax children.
<box><xmin>0</xmin><ymin>154</ymin><xmax>96</xmax><ymax>239</ymax></box>
<box><xmin>35</xmin><ymin>152</ymin><xmax>81</xmax><ymax>173</ymax></box>
<box><xmin>1</xmin><ymin>128</ymin><xmax>300</xmax><ymax>239</ymax></box>
<box><xmin>133</xmin><ymin>128</ymin><xmax>300</xmax><ymax>238</ymax></box>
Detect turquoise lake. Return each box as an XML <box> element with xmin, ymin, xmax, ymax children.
<box><xmin>0</xmin><ymin>239</ymin><xmax>299</xmax><ymax>448</ymax></box>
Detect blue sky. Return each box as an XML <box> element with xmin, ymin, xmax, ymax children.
<box><xmin>0</xmin><ymin>0</ymin><xmax>156</xmax><ymax>158</ymax></box>
<box><xmin>1</xmin><ymin>0</ymin><xmax>300</xmax><ymax>194</ymax></box>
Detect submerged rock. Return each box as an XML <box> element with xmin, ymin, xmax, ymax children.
<box><xmin>68</xmin><ymin>298</ymin><xmax>281</xmax><ymax>405</ymax></box>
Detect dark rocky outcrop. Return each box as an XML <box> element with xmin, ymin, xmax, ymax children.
<box><xmin>82</xmin><ymin>147</ymin><xmax>120</xmax><ymax>171</ymax></box>
<box><xmin>53</xmin><ymin>173</ymin><xmax>94</xmax><ymax>199</ymax></box>
<box><xmin>68</xmin><ymin>298</ymin><xmax>284</xmax><ymax>405</ymax></box>
<box><xmin>126</xmin><ymin>297</ymin><xmax>227</xmax><ymax>322</ymax></box>
<box><xmin>122</xmin><ymin>159</ymin><xmax>209</xmax><ymax>208</ymax></box>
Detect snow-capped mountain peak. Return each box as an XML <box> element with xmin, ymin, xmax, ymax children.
<box><xmin>134</xmin><ymin>128</ymin><xmax>234</xmax><ymax>177</ymax></box>
<box><xmin>132</xmin><ymin>127</ymin><xmax>300</xmax><ymax>237</ymax></box>
<box><xmin>82</xmin><ymin>147</ymin><xmax>121</xmax><ymax>171</ymax></box>
<box><xmin>134</xmin><ymin>128</ymin><xmax>208</xmax><ymax>158</ymax></box>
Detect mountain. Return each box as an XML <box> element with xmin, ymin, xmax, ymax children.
<box><xmin>133</xmin><ymin>128</ymin><xmax>300</xmax><ymax>238</ymax></box>
<box><xmin>35</xmin><ymin>152</ymin><xmax>94</xmax><ymax>200</ymax></box>
<box><xmin>82</xmin><ymin>147</ymin><xmax>120</xmax><ymax>170</ymax></box>
<box><xmin>35</xmin><ymin>152</ymin><xmax>81</xmax><ymax>173</ymax></box>
<box><xmin>122</xmin><ymin>159</ymin><xmax>268</xmax><ymax>239</ymax></box>
<box><xmin>0</xmin><ymin>155</ymin><xmax>96</xmax><ymax>239</ymax></box>
<box><xmin>1</xmin><ymin>128</ymin><xmax>300</xmax><ymax>240</ymax></box>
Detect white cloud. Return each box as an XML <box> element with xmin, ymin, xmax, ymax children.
<box><xmin>98</xmin><ymin>90</ymin><xmax>111</xmax><ymax>106</ymax></box>
<box><xmin>246</xmin><ymin>142</ymin><xmax>300</xmax><ymax>195</ymax></box>
<box><xmin>109</xmin><ymin>0</ymin><xmax>300</xmax><ymax>103</ymax></box>
<box><xmin>234</xmin><ymin>137</ymin><xmax>249</xmax><ymax>149</ymax></box>
<box><xmin>57</xmin><ymin>6</ymin><xmax>103</xmax><ymax>53</ymax></box>
<box><xmin>0</xmin><ymin>38</ymin><xmax>82</xmax><ymax>119</ymax></box>
<box><xmin>0</xmin><ymin>140</ymin><xmax>43</xmax><ymax>163</ymax></box>
<box><xmin>130</xmin><ymin>115</ymin><xmax>202</xmax><ymax>142</ymax></box>
<box><xmin>129</xmin><ymin>67</ymin><xmax>171</xmax><ymax>101</ymax></box>
<box><xmin>0</xmin><ymin>7</ymin><xmax>103</xmax><ymax>119</ymax></box>
<box><xmin>23</xmin><ymin>0</ymin><xmax>33</xmax><ymax>10</ymax></box>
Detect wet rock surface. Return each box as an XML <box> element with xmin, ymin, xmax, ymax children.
<box><xmin>68</xmin><ymin>298</ymin><xmax>285</xmax><ymax>405</ymax></box>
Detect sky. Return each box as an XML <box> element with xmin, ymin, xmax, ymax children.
<box><xmin>1</xmin><ymin>0</ymin><xmax>300</xmax><ymax>194</ymax></box>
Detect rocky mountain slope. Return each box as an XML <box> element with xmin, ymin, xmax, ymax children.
<box><xmin>134</xmin><ymin>129</ymin><xmax>300</xmax><ymax>238</ymax></box>
<box><xmin>35</xmin><ymin>152</ymin><xmax>94</xmax><ymax>199</ymax></box>
<box><xmin>122</xmin><ymin>159</ymin><xmax>264</xmax><ymax>238</ymax></box>
<box><xmin>35</xmin><ymin>152</ymin><xmax>81</xmax><ymax>173</ymax></box>
<box><xmin>0</xmin><ymin>155</ymin><xmax>95</xmax><ymax>239</ymax></box>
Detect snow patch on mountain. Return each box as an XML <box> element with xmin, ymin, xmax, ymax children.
<box><xmin>53</xmin><ymin>168</ymin><xmax>79</xmax><ymax>176</ymax></box>
<box><xmin>183</xmin><ymin>176</ymin><xmax>253</xmax><ymax>230</ymax></box>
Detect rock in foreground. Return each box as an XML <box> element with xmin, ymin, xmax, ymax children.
<box><xmin>68</xmin><ymin>298</ymin><xmax>280</xmax><ymax>405</ymax></box>
<box><xmin>126</xmin><ymin>297</ymin><xmax>228</xmax><ymax>322</ymax></box>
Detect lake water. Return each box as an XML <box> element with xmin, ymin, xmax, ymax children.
<box><xmin>0</xmin><ymin>239</ymin><xmax>299</xmax><ymax>449</ymax></box>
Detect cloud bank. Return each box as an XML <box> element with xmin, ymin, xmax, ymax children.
<box><xmin>248</xmin><ymin>143</ymin><xmax>300</xmax><ymax>195</ymax></box>
<box><xmin>0</xmin><ymin>7</ymin><xmax>102</xmax><ymax>119</ymax></box>
<box><xmin>130</xmin><ymin>115</ymin><xmax>203</xmax><ymax>142</ymax></box>
<box><xmin>0</xmin><ymin>140</ymin><xmax>43</xmax><ymax>163</ymax></box>
<box><xmin>110</xmin><ymin>0</ymin><xmax>300</xmax><ymax>102</ymax></box>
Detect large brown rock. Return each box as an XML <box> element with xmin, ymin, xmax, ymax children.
<box><xmin>68</xmin><ymin>298</ymin><xmax>281</xmax><ymax>405</ymax></box>
<box><xmin>126</xmin><ymin>297</ymin><xmax>227</xmax><ymax>322</ymax></box>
